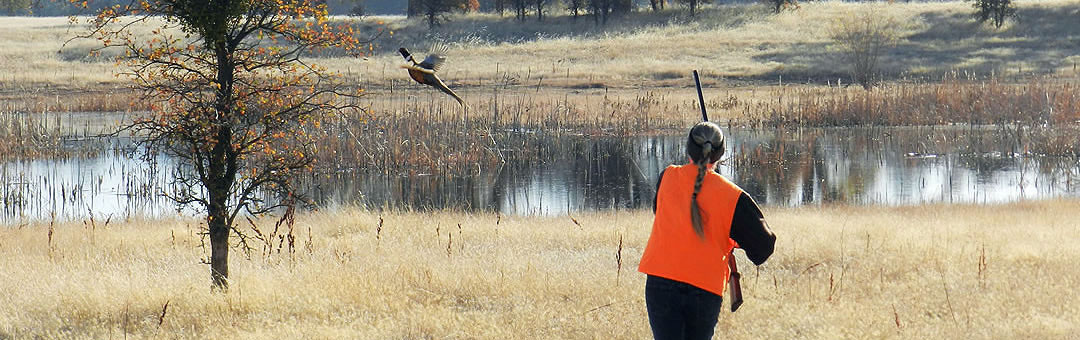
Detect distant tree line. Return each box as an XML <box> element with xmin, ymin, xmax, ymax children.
<box><xmin>382</xmin><ymin>0</ymin><xmax>1023</xmax><ymax>27</ymax></box>
<box><xmin>0</xmin><ymin>0</ymin><xmax>31</xmax><ymax>15</ymax></box>
<box><xmin>407</xmin><ymin>0</ymin><xmax>634</xmax><ymax>24</ymax></box>
<box><xmin>4</xmin><ymin>0</ymin><xmax>1023</xmax><ymax>31</ymax></box>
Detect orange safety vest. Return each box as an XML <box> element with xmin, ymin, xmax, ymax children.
<box><xmin>638</xmin><ymin>163</ymin><xmax>744</xmax><ymax>296</ymax></box>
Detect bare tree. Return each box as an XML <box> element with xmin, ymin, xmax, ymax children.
<box><xmin>75</xmin><ymin>0</ymin><xmax>368</xmax><ymax>289</ymax></box>
<box><xmin>765</xmin><ymin>0</ymin><xmax>798</xmax><ymax>14</ymax></box>
<box><xmin>674</xmin><ymin>0</ymin><xmax>709</xmax><ymax>17</ymax></box>
<box><xmin>568</xmin><ymin>0</ymin><xmax>585</xmax><ymax>19</ymax></box>
<box><xmin>513</xmin><ymin>0</ymin><xmax>527</xmax><ymax>21</ymax></box>
<box><xmin>829</xmin><ymin>9</ymin><xmax>898</xmax><ymax>90</ymax></box>
<box><xmin>649</xmin><ymin>0</ymin><xmax>665</xmax><ymax>12</ymax></box>
<box><xmin>533</xmin><ymin>0</ymin><xmax>548</xmax><ymax>21</ymax></box>
<box><xmin>971</xmin><ymin>0</ymin><xmax>1016</xmax><ymax>28</ymax></box>
<box><xmin>409</xmin><ymin>0</ymin><xmax>471</xmax><ymax>28</ymax></box>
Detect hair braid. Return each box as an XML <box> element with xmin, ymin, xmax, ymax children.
<box><xmin>689</xmin><ymin>141</ymin><xmax>712</xmax><ymax>238</ymax></box>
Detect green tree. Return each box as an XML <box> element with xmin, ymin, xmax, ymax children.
<box><xmin>408</xmin><ymin>0</ymin><xmax>470</xmax><ymax>28</ymax></box>
<box><xmin>971</xmin><ymin>0</ymin><xmax>1016</xmax><ymax>28</ymax></box>
<box><xmin>75</xmin><ymin>0</ymin><xmax>368</xmax><ymax>289</ymax></box>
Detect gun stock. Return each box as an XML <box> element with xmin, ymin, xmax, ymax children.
<box><xmin>728</xmin><ymin>251</ymin><xmax>743</xmax><ymax>312</ymax></box>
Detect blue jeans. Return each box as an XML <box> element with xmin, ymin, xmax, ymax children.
<box><xmin>645</xmin><ymin>275</ymin><xmax>724</xmax><ymax>340</ymax></box>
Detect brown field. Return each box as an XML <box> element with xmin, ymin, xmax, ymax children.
<box><xmin>2</xmin><ymin>1</ymin><xmax>1078</xmax><ymax>135</ymax></box>
<box><xmin>2</xmin><ymin>0</ymin><xmax>1079</xmax><ymax>92</ymax></box>
<box><xmin>2</xmin><ymin>7</ymin><xmax>1078</xmax><ymax>337</ymax></box>
<box><xmin>1</xmin><ymin>199</ymin><xmax>1078</xmax><ymax>339</ymax></box>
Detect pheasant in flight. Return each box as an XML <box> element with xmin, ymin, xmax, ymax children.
<box><xmin>399</xmin><ymin>47</ymin><xmax>465</xmax><ymax>108</ymax></box>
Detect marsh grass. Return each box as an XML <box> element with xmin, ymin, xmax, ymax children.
<box><xmin>726</xmin><ymin>73</ymin><xmax>1080</xmax><ymax>127</ymax></box>
<box><xmin>0</xmin><ymin>110</ymin><xmax>65</xmax><ymax>159</ymax></box>
<box><xmin>0</xmin><ymin>108</ymin><xmax>125</xmax><ymax>161</ymax></box>
<box><xmin>315</xmin><ymin>73</ymin><xmax>1080</xmax><ymax>175</ymax></box>
<box><xmin>1</xmin><ymin>200</ymin><xmax>1078</xmax><ymax>338</ymax></box>
<box><xmin>0</xmin><ymin>89</ymin><xmax>143</xmax><ymax>113</ymax></box>
<box><xmin>313</xmin><ymin>86</ymin><xmax>695</xmax><ymax>174</ymax></box>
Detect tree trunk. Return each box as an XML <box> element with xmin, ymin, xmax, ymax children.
<box><xmin>207</xmin><ymin>124</ymin><xmax>236</xmax><ymax>290</ymax></box>
<box><xmin>407</xmin><ymin>0</ymin><xmax>419</xmax><ymax>17</ymax></box>
<box><xmin>208</xmin><ymin>202</ymin><xmax>230</xmax><ymax>289</ymax></box>
<box><xmin>209</xmin><ymin>39</ymin><xmax>237</xmax><ymax>290</ymax></box>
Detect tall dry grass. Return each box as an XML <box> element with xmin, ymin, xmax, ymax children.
<box><xmin>722</xmin><ymin>73</ymin><xmax>1080</xmax><ymax>127</ymax></box>
<box><xmin>1</xmin><ymin>199</ymin><xmax>1078</xmax><ymax>339</ymax></box>
<box><xmin>316</xmin><ymin>86</ymin><xmax>696</xmax><ymax>174</ymax></box>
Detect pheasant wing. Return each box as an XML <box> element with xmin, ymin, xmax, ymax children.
<box><xmin>419</xmin><ymin>54</ymin><xmax>447</xmax><ymax>73</ymax></box>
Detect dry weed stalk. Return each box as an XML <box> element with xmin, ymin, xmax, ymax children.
<box><xmin>893</xmin><ymin>303</ymin><xmax>902</xmax><ymax>329</ymax></box>
<box><xmin>157</xmin><ymin>300</ymin><xmax>169</xmax><ymax>327</ymax></box>
<box><xmin>47</xmin><ymin>222</ymin><xmax>54</xmax><ymax>258</ymax></box>
<box><xmin>446</xmin><ymin>232</ymin><xmax>453</xmax><ymax>258</ymax></box>
<box><xmin>977</xmin><ymin>244</ymin><xmax>988</xmax><ymax>288</ymax></box>
<box><xmin>616</xmin><ymin>233</ymin><xmax>623</xmax><ymax>286</ymax></box>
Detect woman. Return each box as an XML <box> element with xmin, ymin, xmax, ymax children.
<box><xmin>638</xmin><ymin>122</ymin><xmax>776</xmax><ymax>340</ymax></box>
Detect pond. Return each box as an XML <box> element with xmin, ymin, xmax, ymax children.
<box><xmin>2</xmin><ymin>126</ymin><xmax>1078</xmax><ymax>224</ymax></box>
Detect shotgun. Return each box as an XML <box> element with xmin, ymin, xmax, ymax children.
<box><xmin>693</xmin><ymin>70</ymin><xmax>743</xmax><ymax>312</ymax></box>
<box><xmin>728</xmin><ymin>251</ymin><xmax>743</xmax><ymax>312</ymax></box>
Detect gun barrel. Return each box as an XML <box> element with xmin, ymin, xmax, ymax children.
<box><xmin>693</xmin><ymin>70</ymin><xmax>708</xmax><ymax>122</ymax></box>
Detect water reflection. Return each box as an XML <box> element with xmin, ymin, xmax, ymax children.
<box><xmin>3</xmin><ymin>126</ymin><xmax>1079</xmax><ymax>223</ymax></box>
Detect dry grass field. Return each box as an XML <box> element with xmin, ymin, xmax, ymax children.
<box><xmin>2</xmin><ymin>0</ymin><xmax>1079</xmax><ymax>93</ymax></box>
<box><xmin>2</xmin><ymin>5</ymin><xmax>1078</xmax><ymax>337</ymax></box>
<box><xmin>1</xmin><ymin>199</ymin><xmax>1078</xmax><ymax>339</ymax></box>
<box><xmin>1</xmin><ymin>1</ymin><xmax>1078</xmax><ymax>132</ymax></box>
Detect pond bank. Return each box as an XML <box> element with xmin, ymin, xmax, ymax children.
<box><xmin>5</xmin><ymin>126</ymin><xmax>1080</xmax><ymax>223</ymax></box>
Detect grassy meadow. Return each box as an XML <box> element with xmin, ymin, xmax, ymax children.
<box><xmin>1</xmin><ymin>200</ymin><xmax>1078</xmax><ymax>339</ymax></box>
<box><xmin>1</xmin><ymin>0</ymin><xmax>1078</xmax><ymax>136</ymax></box>
<box><xmin>2</xmin><ymin>2</ymin><xmax>1080</xmax><ymax>338</ymax></box>
<box><xmin>3</xmin><ymin>0</ymin><xmax>1079</xmax><ymax>92</ymax></box>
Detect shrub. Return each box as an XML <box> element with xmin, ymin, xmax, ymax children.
<box><xmin>971</xmin><ymin>0</ymin><xmax>1016</xmax><ymax>29</ymax></box>
<box><xmin>829</xmin><ymin>9</ymin><xmax>899</xmax><ymax>90</ymax></box>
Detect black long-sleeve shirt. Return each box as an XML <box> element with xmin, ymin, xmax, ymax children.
<box><xmin>653</xmin><ymin>168</ymin><xmax>776</xmax><ymax>265</ymax></box>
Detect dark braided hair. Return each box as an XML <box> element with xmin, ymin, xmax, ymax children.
<box><xmin>687</xmin><ymin>122</ymin><xmax>726</xmax><ymax>239</ymax></box>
